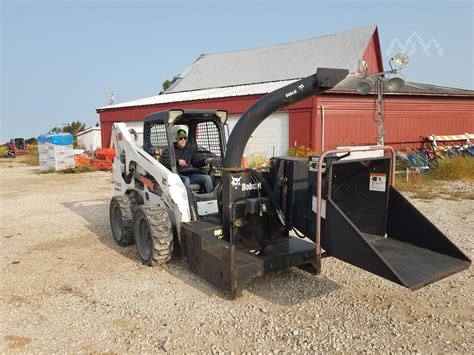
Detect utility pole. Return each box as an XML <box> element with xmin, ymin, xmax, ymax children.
<box><xmin>107</xmin><ymin>88</ymin><xmax>115</xmax><ymax>105</ymax></box>
<box><xmin>355</xmin><ymin>53</ymin><xmax>409</xmax><ymax>147</ymax></box>
<box><xmin>377</xmin><ymin>79</ymin><xmax>384</xmax><ymax>146</ymax></box>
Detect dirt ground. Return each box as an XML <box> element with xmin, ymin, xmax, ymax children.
<box><xmin>0</xmin><ymin>159</ymin><xmax>472</xmax><ymax>353</ymax></box>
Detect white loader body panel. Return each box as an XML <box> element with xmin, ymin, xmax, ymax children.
<box><xmin>111</xmin><ymin>122</ymin><xmax>191</xmax><ymax>231</ymax></box>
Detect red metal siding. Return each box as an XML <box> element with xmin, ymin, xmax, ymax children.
<box><xmin>362</xmin><ymin>27</ymin><xmax>384</xmax><ymax>74</ymax></box>
<box><xmin>316</xmin><ymin>94</ymin><xmax>474</xmax><ymax>150</ymax></box>
<box><xmin>99</xmin><ymin>94</ymin><xmax>317</xmax><ymax>147</ymax></box>
<box><xmin>99</xmin><ymin>95</ymin><xmax>262</xmax><ymax>147</ymax></box>
<box><xmin>289</xmin><ymin>110</ymin><xmax>312</xmax><ymax>148</ymax></box>
<box><xmin>100</xmin><ymin>92</ymin><xmax>474</xmax><ymax>151</ymax></box>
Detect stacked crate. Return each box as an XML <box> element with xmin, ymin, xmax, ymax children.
<box><xmin>38</xmin><ymin>133</ymin><xmax>75</xmax><ymax>171</ymax></box>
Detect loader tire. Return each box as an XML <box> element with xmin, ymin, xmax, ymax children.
<box><xmin>110</xmin><ymin>196</ymin><xmax>135</xmax><ymax>246</ymax></box>
<box><xmin>134</xmin><ymin>205</ymin><xmax>173</xmax><ymax>266</ymax></box>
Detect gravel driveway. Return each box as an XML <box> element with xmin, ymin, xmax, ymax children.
<box><xmin>0</xmin><ymin>161</ymin><xmax>472</xmax><ymax>353</ymax></box>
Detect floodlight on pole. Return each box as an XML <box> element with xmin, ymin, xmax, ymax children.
<box><xmin>390</xmin><ymin>52</ymin><xmax>409</xmax><ymax>70</ymax></box>
<box><xmin>387</xmin><ymin>77</ymin><xmax>406</xmax><ymax>92</ymax></box>
<box><xmin>357</xmin><ymin>59</ymin><xmax>368</xmax><ymax>76</ymax></box>
<box><xmin>355</xmin><ymin>53</ymin><xmax>410</xmax><ymax>146</ymax></box>
<box><xmin>356</xmin><ymin>80</ymin><xmax>371</xmax><ymax>95</ymax></box>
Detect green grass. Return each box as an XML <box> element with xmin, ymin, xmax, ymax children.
<box><xmin>21</xmin><ymin>152</ymin><xmax>39</xmax><ymax>166</ymax></box>
<box><xmin>27</xmin><ymin>144</ymin><xmax>38</xmax><ymax>154</ymax></box>
<box><xmin>59</xmin><ymin>165</ymin><xmax>97</xmax><ymax>174</ymax></box>
<box><xmin>396</xmin><ymin>156</ymin><xmax>474</xmax><ymax>200</ymax></box>
<box><xmin>22</xmin><ymin>144</ymin><xmax>39</xmax><ymax>165</ymax></box>
<box><xmin>38</xmin><ymin>165</ymin><xmax>98</xmax><ymax>174</ymax></box>
<box><xmin>427</xmin><ymin>156</ymin><xmax>474</xmax><ymax>181</ymax></box>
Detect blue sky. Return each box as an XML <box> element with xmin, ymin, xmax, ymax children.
<box><xmin>1</xmin><ymin>0</ymin><xmax>473</xmax><ymax>141</ymax></box>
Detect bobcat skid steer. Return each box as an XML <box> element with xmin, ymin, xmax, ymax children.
<box><xmin>109</xmin><ymin>68</ymin><xmax>470</xmax><ymax>298</ymax></box>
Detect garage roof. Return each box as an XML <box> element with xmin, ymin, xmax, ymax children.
<box><xmin>166</xmin><ymin>26</ymin><xmax>378</xmax><ymax>93</ymax></box>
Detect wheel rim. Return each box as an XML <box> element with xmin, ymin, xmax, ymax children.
<box><xmin>136</xmin><ymin>216</ymin><xmax>152</xmax><ymax>261</ymax></box>
<box><xmin>111</xmin><ymin>203</ymin><xmax>123</xmax><ymax>242</ymax></box>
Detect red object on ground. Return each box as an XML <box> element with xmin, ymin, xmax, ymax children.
<box><xmin>74</xmin><ymin>154</ymin><xmax>91</xmax><ymax>167</ymax></box>
<box><xmin>90</xmin><ymin>148</ymin><xmax>115</xmax><ymax>171</ymax></box>
<box><xmin>94</xmin><ymin>148</ymin><xmax>116</xmax><ymax>161</ymax></box>
<box><xmin>90</xmin><ymin>159</ymin><xmax>112</xmax><ymax>171</ymax></box>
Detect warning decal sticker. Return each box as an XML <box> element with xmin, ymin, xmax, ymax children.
<box><xmin>369</xmin><ymin>173</ymin><xmax>387</xmax><ymax>192</ymax></box>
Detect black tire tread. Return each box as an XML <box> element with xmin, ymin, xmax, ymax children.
<box><xmin>136</xmin><ymin>205</ymin><xmax>173</xmax><ymax>266</ymax></box>
<box><xmin>110</xmin><ymin>195</ymin><xmax>135</xmax><ymax>246</ymax></box>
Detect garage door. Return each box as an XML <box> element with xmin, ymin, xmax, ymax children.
<box><xmin>226</xmin><ymin>112</ymin><xmax>289</xmax><ymax>160</ymax></box>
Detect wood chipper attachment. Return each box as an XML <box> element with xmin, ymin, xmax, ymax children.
<box><xmin>180</xmin><ymin>149</ymin><xmax>470</xmax><ymax>298</ymax></box>
<box><xmin>309</xmin><ymin>148</ymin><xmax>471</xmax><ymax>290</ymax></box>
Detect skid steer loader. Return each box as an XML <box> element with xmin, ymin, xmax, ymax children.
<box><xmin>109</xmin><ymin>67</ymin><xmax>470</xmax><ymax>298</ymax></box>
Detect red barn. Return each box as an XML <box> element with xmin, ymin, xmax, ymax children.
<box><xmin>97</xmin><ymin>26</ymin><xmax>473</xmax><ymax>156</ymax></box>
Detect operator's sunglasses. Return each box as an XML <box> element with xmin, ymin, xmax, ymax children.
<box><xmin>179</xmin><ymin>137</ymin><xmax>187</xmax><ymax>141</ymax></box>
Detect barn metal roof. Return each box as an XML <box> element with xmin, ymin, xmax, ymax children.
<box><xmin>97</xmin><ymin>75</ymin><xmax>473</xmax><ymax>112</ymax></box>
<box><xmin>166</xmin><ymin>26</ymin><xmax>377</xmax><ymax>93</ymax></box>
<box><xmin>97</xmin><ymin>79</ymin><xmax>297</xmax><ymax>111</ymax></box>
<box><xmin>332</xmin><ymin>75</ymin><xmax>474</xmax><ymax>96</ymax></box>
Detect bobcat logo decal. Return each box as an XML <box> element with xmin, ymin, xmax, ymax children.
<box><xmin>231</xmin><ymin>176</ymin><xmax>242</xmax><ymax>189</ymax></box>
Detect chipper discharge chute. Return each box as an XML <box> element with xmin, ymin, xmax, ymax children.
<box><xmin>305</xmin><ymin>150</ymin><xmax>471</xmax><ymax>290</ymax></box>
<box><xmin>109</xmin><ymin>66</ymin><xmax>470</xmax><ymax>298</ymax></box>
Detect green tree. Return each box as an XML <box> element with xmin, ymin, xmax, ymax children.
<box><xmin>26</xmin><ymin>137</ymin><xmax>38</xmax><ymax>145</ymax></box>
<box><xmin>50</xmin><ymin>121</ymin><xmax>85</xmax><ymax>135</ymax></box>
<box><xmin>159</xmin><ymin>75</ymin><xmax>179</xmax><ymax>94</ymax></box>
<box><xmin>62</xmin><ymin>120</ymin><xmax>85</xmax><ymax>135</ymax></box>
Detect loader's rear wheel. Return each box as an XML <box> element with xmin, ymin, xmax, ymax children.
<box><xmin>134</xmin><ymin>205</ymin><xmax>173</xmax><ymax>266</ymax></box>
<box><xmin>110</xmin><ymin>196</ymin><xmax>135</xmax><ymax>246</ymax></box>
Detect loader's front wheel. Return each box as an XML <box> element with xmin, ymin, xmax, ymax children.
<box><xmin>110</xmin><ymin>196</ymin><xmax>135</xmax><ymax>246</ymax></box>
<box><xmin>134</xmin><ymin>205</ymin><xmax>173</xmax><ymax>266</ymax></box>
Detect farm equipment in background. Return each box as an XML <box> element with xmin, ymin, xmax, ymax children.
<box><xmin>397</xmin><ymin>133</ymin><xmax>474</xmax><ymax>177</ymax></box>
<box><xmin>108</xmin><ymin>67</ymin><xmax>470</xmax><ymax>298</ymax></box>
<box><xmin>429</xmin><ymin>133</ymin><xmax>474</xmax><ymax>157</ymax></box>
<box><xmin>91</xmin><ymin>148</ymin><xmax>115</xmax><ymax>171</ymax></box>
<box><xmin>5</xmin><ymin>138</ymin><xmax>31</xmax><ymax>158</ymax></box>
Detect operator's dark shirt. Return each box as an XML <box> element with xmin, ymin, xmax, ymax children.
<box><xmin>173</xmin><ymin>143</ymin><xmax>205</xmax><ymax>173</ymax></box>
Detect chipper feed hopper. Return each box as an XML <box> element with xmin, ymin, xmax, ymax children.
<box><xmin>109</xmin><ymin>68</ymin><xmax>470</xmax><ymax>298</ymax></box>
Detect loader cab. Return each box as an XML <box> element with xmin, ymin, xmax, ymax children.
<box><xmin>143</xmin><ymin>109</ymin><xmax>227</xmax><ymax>201</ymax></box>
<box><xmin>143</xmin><ymin>109</ymin><xmax>227</xmax><ymax>171</ymax></box>
<box><xmin>11</xmin><ymin>138</ymin><xmax>26</xmax><ymax>151</ymax></box>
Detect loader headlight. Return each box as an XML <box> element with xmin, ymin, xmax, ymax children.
<box><xmin>215</xmin><ymin>110</ymin><xmax>228</xmax><ymax>124</ymax></box>
<box><xmin>168</xmin><ymin>110</ymin><xmax>184</xmax><ymax>124</ymax></box>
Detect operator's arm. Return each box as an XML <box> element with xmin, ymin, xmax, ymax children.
<box><xmin>191</xmin><ymin>146</ymin><xmax>206</xmax><ymax>168</ymax></box>
<box><xmin>173</xmin><ymin>145</ymin><xmax>187</xmax><ymax>170</ymax></box>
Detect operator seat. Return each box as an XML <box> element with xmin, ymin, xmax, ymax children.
<box><xmin>190</xmin><ymin>184</ymin><xmax>201</xmax><ymax>192</ymax></box>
